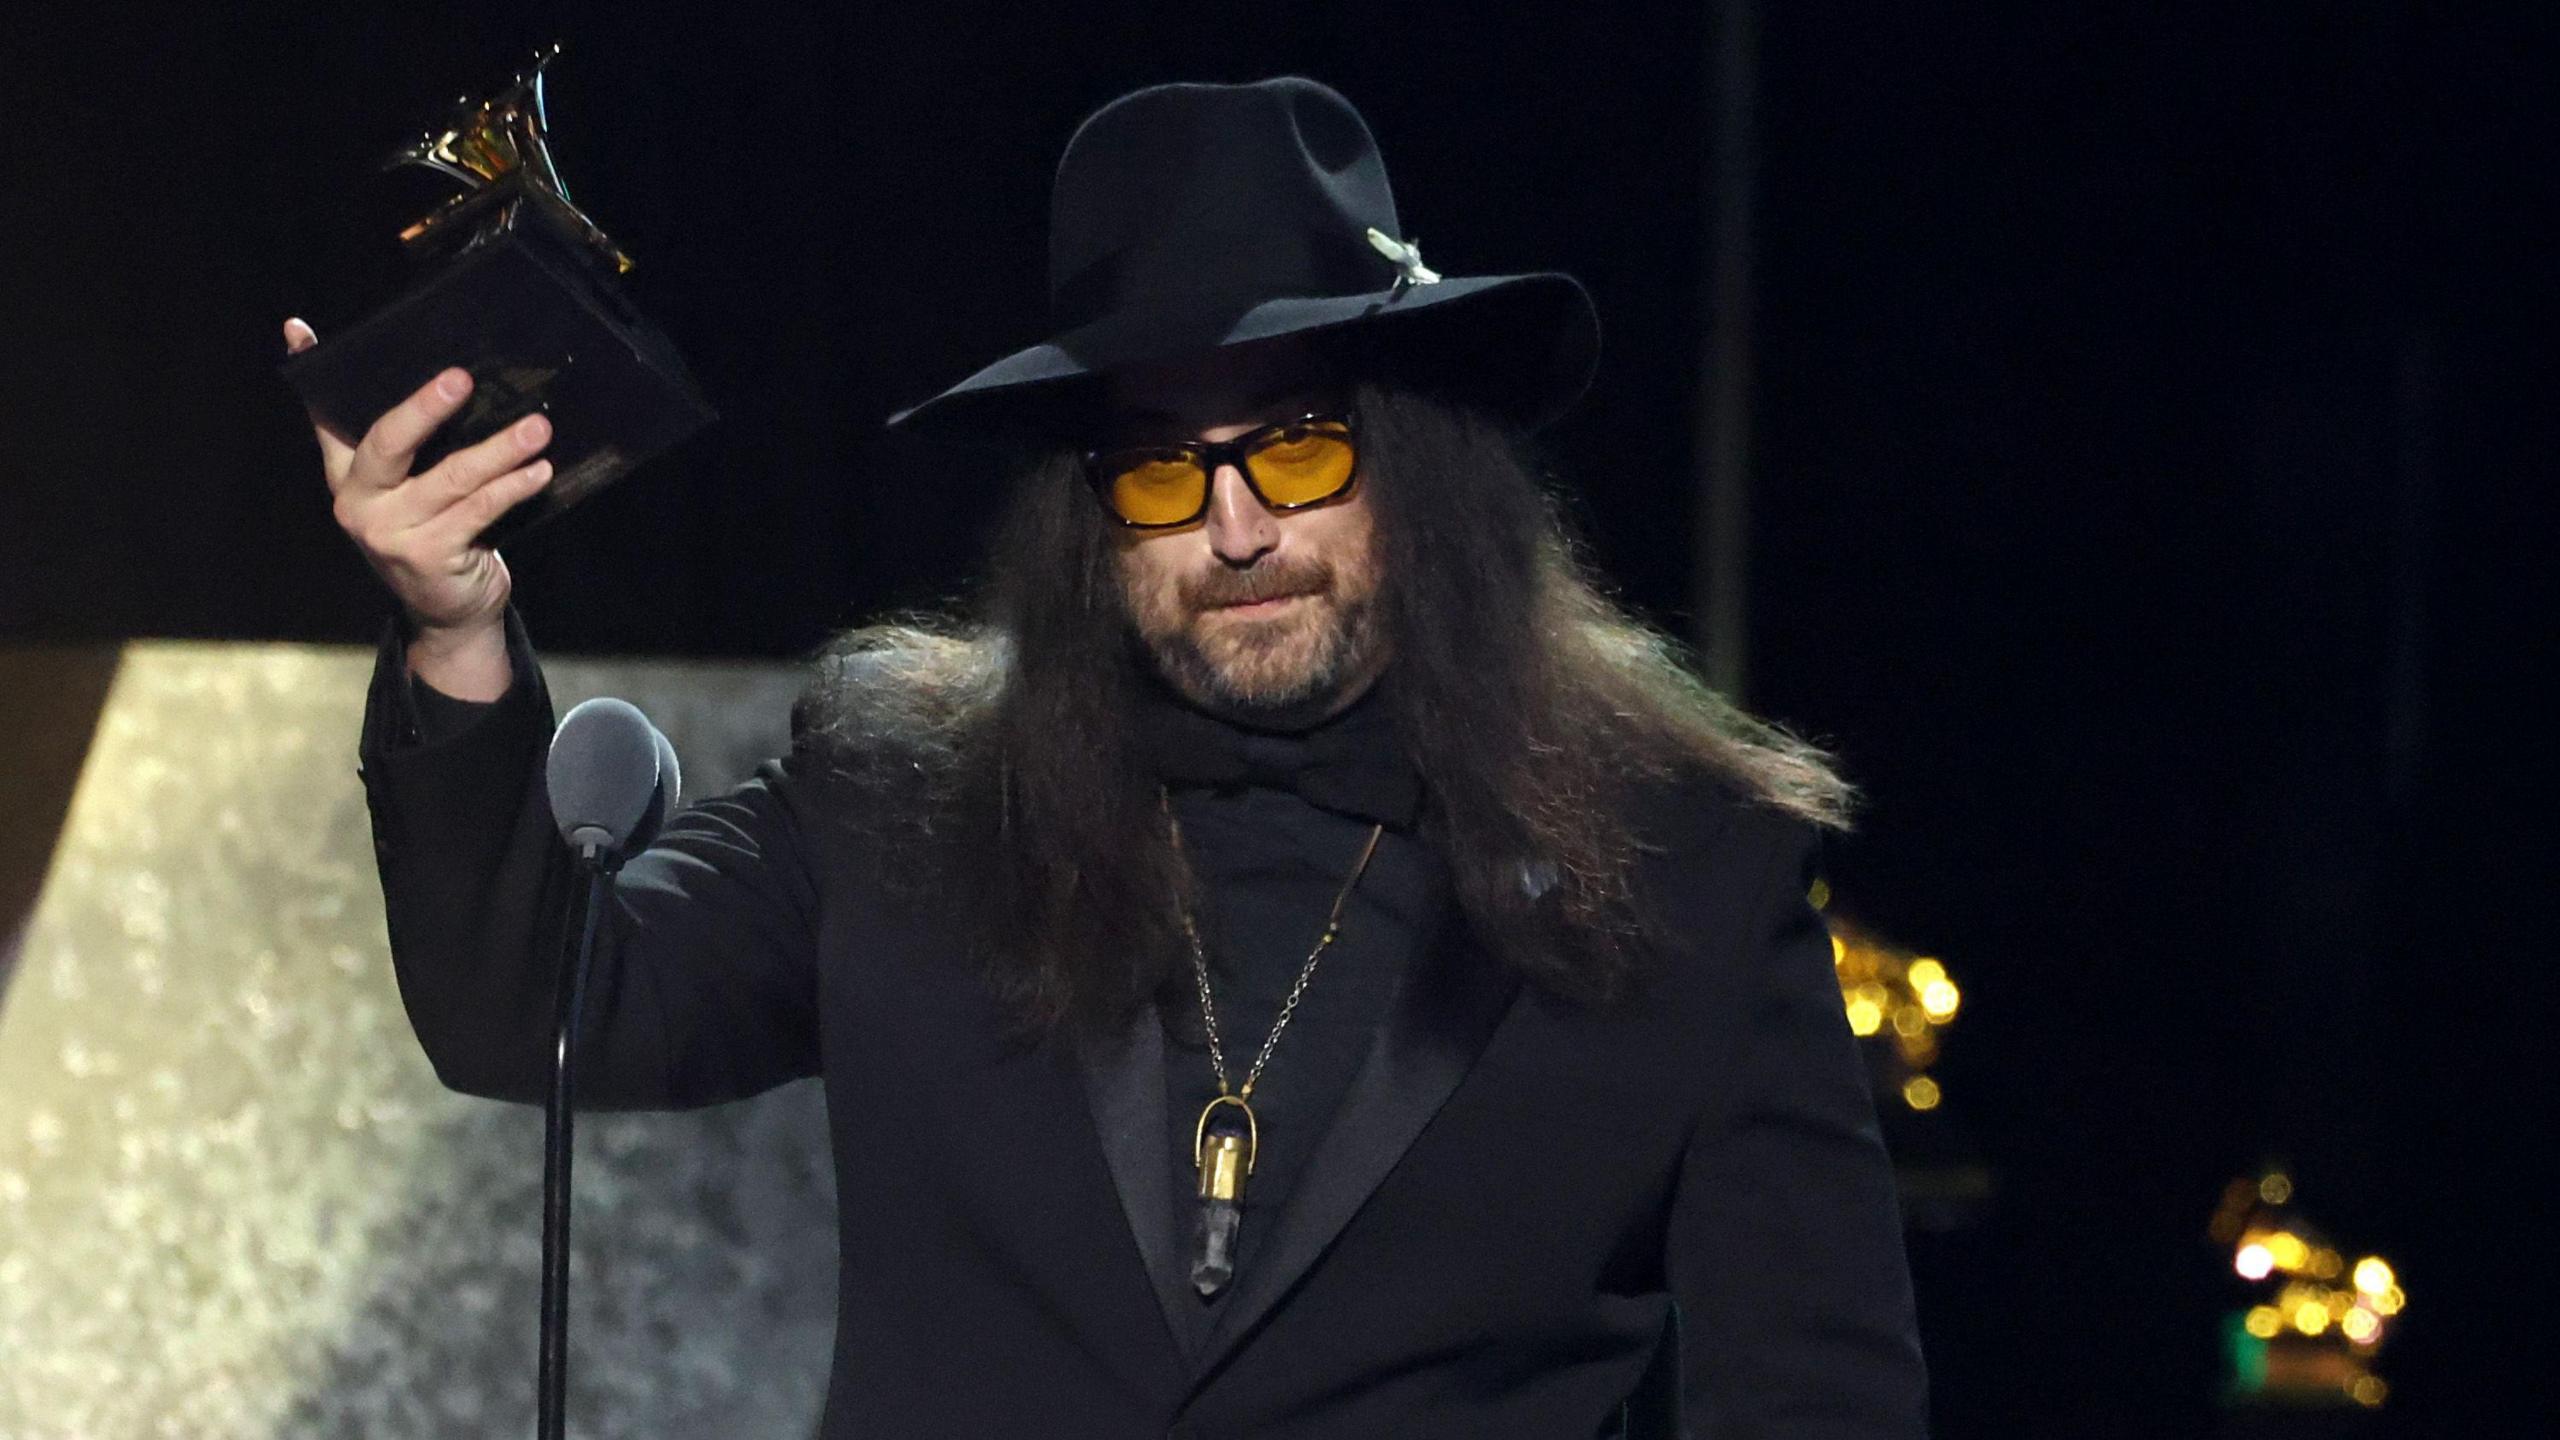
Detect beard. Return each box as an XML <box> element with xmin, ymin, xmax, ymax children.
<box><xmin>1124</xmin><ymin>551</ymin><xmax>1386</xmax><ymax>723</ymax></box>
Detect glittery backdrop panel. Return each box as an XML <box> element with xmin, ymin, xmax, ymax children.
<box><xmin>0</xmin><ymin>643</ymin><xmax>835</xmax><ymax>1438</ymax></box>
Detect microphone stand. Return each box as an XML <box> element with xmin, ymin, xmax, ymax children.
<box><xmin>540</xmin><ymin>851</ymin><xmax>613</xmax><ymax>1440</ymax></box>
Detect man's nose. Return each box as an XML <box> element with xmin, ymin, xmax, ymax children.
<box><xmin>1202</xmin><ymin>463</ymin><xmax>1279</xmax><ymax>565</ymax></box>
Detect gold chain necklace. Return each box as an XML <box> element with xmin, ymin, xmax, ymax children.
<box><xmin>1163</xmin><ymin>789</ymin><xmax>1384</xmax><ymax>1297</ymax></box>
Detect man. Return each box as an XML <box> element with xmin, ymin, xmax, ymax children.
<box><xmin>292</xmin><ymin>77</ymin><xmax>1926</xmax><ymax>1437</ymax></box>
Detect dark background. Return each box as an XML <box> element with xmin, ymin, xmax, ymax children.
<box><xmin>4</xmin><ymin>2</ymin><xmax>2545</xmax><ymax>1434</ymax></box>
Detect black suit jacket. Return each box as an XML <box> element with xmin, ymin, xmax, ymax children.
<box><xmin>356</xmin><ymin>616</ymin><xmax>1926</xmax><ymax>1438</ymax></box>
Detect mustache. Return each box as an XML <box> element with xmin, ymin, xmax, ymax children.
<box><xmin>1182</xmin><ymin>559</ymin><xmax>1334</xmax><ymax>612</ymax></box>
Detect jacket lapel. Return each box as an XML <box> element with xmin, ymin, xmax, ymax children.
<box><xmin>1074</xmin><ymin>992</ymin><xmax>1197</xmax><ymax>1352</ymax></box>
<box><xmin>1185</xmin><ymin>927</ymin><xmax>1523</xmax><ymax>1386</ymax></box>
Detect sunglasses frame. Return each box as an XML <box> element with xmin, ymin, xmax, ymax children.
<box><xmin>1081</xmin><ymin>410</ymin><xmax>1363</xmax><ymax>530</ymax></box>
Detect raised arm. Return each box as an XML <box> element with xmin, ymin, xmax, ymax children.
<box><xmin>357</xmin><ymin>608</ymin><xmax>825</xmax><ymax>1109</ymax></box>
<box><xmin>293</xmin><ymin>317</ymin><xmax>824</xmax><ymax>1110</ymax></box>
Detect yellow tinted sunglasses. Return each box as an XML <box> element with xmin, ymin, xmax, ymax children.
<box><xmin>1082</xmin><ymin>413</ymin><xmax>1360</xmax><ymax>529</ymax></box>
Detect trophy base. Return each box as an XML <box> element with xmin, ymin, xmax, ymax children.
<box><xmin>280</xmin><ymin>220</ymin><xmax>716</xmax><ymax>548</ymax></box>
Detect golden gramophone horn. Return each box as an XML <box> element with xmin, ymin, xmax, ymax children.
<box><xmin>385</xmin><ymin>44</ymin><xmax>632</xmax><ymax>275</ymax></box>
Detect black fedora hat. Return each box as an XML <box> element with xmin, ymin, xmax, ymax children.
<box><xmin>886</xmin><ymin>76</ymin><xmax>1600</xmax><ymax>447</ymax></box>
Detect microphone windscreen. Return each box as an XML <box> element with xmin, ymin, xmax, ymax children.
<box><xmin>547</xmin><ymin>697</ymin><xmax>665</xmax><ymax>856</ymax></box>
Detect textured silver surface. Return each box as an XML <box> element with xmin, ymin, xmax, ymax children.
<box><xmin>0</xmin><ymin>642</ymin><xmax>835</xmax><ymax>1438</ymax></box>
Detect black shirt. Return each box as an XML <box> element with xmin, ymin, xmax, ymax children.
<box><xmin>1152</xmin><ymin>761</ymin><xmax>1450</xmax><ymax>1355</ymax></box>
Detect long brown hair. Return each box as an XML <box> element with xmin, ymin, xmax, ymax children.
<box><xmin>798</xmin><ymin>375</ymin><xmax>1853</xmax><ymax>1040</ymax></box>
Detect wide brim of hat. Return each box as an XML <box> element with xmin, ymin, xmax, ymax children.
<box><xmin>884</xmin><ymin>270</ymin><xmax>1600</xmax><ymax>450</ymax></box>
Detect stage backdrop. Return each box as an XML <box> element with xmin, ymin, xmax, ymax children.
<box><xmin>0</xmin><ymin>641</ymin><xmax>834</xmax><ymax>1438</ymax></box>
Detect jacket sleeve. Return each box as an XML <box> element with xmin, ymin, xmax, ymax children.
<box><xmin>1664</xmin><ymin>810</ymin><xmax>1929</xmax><ymax>1438</ymax></box>
<box><xmin>357</xmin><ymin>608</ymin><xmax>824</xmax><ymax>1110</ymax></box>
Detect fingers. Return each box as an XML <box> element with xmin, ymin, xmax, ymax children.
<box><xmin>406</xmin><ymin>458</ymin><xmax>556</xmax><ymax>555</ymax></box>
<box><xmin>381</xmin><ymin>410</ymin><xmax>554</xmax><ymax>530</ymax></box>
<box><xmin>288</xmin><ymin>310</ymin><xmax>556</xmax><ymax>570</ymax></box>
<box><xmin>343</xmin><ymin>365</ymin><xmax>480</xmax><ymax>493</ymax></box>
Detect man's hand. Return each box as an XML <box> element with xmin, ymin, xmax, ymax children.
<box><xmin>287</xmin><ymin>317</ymin><xmax>552</xmax><ymax>701</ymax></box>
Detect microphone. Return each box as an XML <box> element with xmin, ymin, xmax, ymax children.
<box><xmin>546</xmin><ymin>697</ymin><xmax>680</xmax><ymax>861</ymax></box>
<box><xmin>534</xmin><ymin>695</ymin><xmax>678</xmax><ymax>1440</ymax></box>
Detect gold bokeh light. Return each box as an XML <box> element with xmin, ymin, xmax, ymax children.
<box><xmin>2214</xmin><ymin>1168</ymin><xmax>2403</xmax><ymax>1412</ymax></box>
<box><xmin>1825</xmin><ymin>911</ymin><xmax>1961</xmax><ymax>1111</ymax></box>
